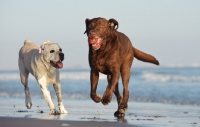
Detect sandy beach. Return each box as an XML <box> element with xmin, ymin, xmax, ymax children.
<box><xmin>0</xmin><ymin>98</ymin><xmax>199</xmax><ymax>127</ymax></box>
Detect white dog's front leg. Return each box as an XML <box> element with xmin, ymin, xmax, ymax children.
<box><xmin>40</xmin><ymin>87</ymin><xmax>58</xmax><ymax>114</ymax></box>
<box><xmin>53</xmin><ymin>83</ymin><xmax>68</xmax><ymax>114</ymax></box>
<box><xmin>38</xmin><ymin>77</ymin><xmax>59</xmax><ymax>114</ymax></box>
<box><xmin>58</xmin><ymin>101</ymin><xmax>68</xmax><ymax>114</ymax></box>
<box><xmin>40</xmin><ymin>86</ymin><xmax>62</xmax><ymax>115</ymax></box>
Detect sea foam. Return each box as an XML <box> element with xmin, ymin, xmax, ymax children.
<box><xmin>142</xmin><ymin>72</ymin><xmax>200</xmax><ymax>82</ymax></box>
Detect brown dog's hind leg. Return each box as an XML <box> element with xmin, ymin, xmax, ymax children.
<box><xmin>113</xmin><ymin>83</ymin><xmax>123</xmax><ymax>105</ymax></box>
<box><xmin>107</xmin><ymin>75</ymin><xmax>122</xmax><ymax>105</ymax></box>
<box><xmin>115</xmin><ymin>61</ymin><xmax>132</xmax><ymax>116</ymax></box>
<box><xmin>113</xmin><ymin>82</ymin><xmax>123</xmax><ymax>117</ymax></box>
<box><xmin>114</xmin><ymin>70</ymin><xmax>130</xmax><ymax>116</ymax></box>
<box><xmin>90</xmin><ymin>70</ymin><xmax>102</xmax><ymax>103</ymax></box>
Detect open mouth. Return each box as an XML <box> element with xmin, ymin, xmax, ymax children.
<box><xmin>50</xmin><ymin>60</ymin><xmax>63</xmax><ymax>69</ymax></box>
<box><xmin>88</xmin><ymin>37</ymin><xmax>102</xmax><ymax>50</ymax></box>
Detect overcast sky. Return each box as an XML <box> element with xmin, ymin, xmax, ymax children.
<box><xmin>0</xmin><ymin>0</ymin><xmax>200</xmax><ymax>70</ymax></box>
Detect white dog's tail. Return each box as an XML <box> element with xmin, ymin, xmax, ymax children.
<box><xmin>24</xmin><ymin>40</ymin><xmax>31</xmax><ymax>45</ymax></box>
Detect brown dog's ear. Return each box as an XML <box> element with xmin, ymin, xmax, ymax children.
<box><xmin>108</xmin><ymin>18</ymin><xmax>118</xmax><ymax>30</ymax></box>
<box><xmin>84</xmin><ymin>18</ymin><xmax>90</xmax><ymax>34</ymax></box>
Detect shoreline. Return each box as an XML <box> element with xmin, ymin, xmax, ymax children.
<box><xmin>0</xmin><ymin>117</ymin><xmax>135</xmax><ymax>127</ymax></box>
<box><xmin>0</xmin><ymin>98</ymin><xmax>199</xmax><ymax>127</ymax></box>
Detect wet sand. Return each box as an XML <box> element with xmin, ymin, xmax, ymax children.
<box><xmin>0</xmin><ymin>98</ymin><xmax>199</xmax><ymax>127</ymax></box>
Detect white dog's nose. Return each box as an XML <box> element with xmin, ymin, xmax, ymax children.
<box><xmin>59</xmin><ymin>53</ymin><xmax>64</xmax><ymax>61</ymax></box>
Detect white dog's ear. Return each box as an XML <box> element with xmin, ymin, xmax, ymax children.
<box><xmin>44</xmin><ymin>41</ymin><xmax>51</xmax><ymax>45</ymax></box>
<box><xmin>39</xmin><ymin>41</ymin><xmax>51</xmax><ymax>54</ymax></box>
<box><xmin>39</xmin><ymin>45</ymin><xmax>45</xmax><ymax>54</ymax></box>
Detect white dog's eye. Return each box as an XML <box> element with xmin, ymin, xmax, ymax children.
<box><xmin>50</xmin><ymin>50</ymin><xmax>55</xmax><ymax>53</ymax></box>
<box><xmin>59</xmin><ymin>48</ymin><xmax>62</xmax><ymax>52</ymax></box>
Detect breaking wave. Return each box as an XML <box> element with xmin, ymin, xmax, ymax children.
<box><xmin>142</xmin><ymin>72</ymin><xmax>200</xmax><ymax>82</ymax></box>
<box><xmin>60</xmin><ymin>72</ymin><xmax>107</xmax><ymax>80</ymax></box>
<box><xmin>0</xmin><ymin>72</ymin><xmax>107</xmax><ymax>81</ymax></box>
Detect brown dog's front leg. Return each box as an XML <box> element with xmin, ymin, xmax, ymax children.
<box><xmin>102</xmin><ymin>70</ymin><xmax>120</xmax><ymax>105</ymax></box>
<box><xmin>90</xmin><ymin>70</ymin><xmax>101</xmax><ymax>103</ymax></box>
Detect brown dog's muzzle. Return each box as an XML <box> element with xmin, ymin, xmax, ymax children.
<box><xmin>87</xmin><ymin>30</ymin><xmax>103</xmax><ymax>50</ymax></box>
<box><xmin>88</xmin><ymin>30</ymin><xmax>96</xmax><ymax>38</ymax></box>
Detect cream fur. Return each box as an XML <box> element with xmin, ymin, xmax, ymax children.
<box><xmin>18</xmin><ymin>40</ymin><xmax>68</xmax><ymax>114</ymax></box>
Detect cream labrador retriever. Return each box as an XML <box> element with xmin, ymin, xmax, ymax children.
<box><xmin>18</xmin><ymin>40</ymin><xmax>68</xmax><ymax>114</ymax></box>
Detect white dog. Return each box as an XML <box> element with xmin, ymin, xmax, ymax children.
<box><xmin>18</xmin><ymin>40</ymin><xmax>68</xmax><ymax>114</ymax></box>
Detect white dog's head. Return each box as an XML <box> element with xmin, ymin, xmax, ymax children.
<box><xmin>39</xmin><ymin>41</ymin><xmax>64</xmax><ymax>69</ymax></box>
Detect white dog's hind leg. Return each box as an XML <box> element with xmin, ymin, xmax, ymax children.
<box><xmin>18</xmin><ymin>58</ymin><xmax>32</xmax><ymax>109</ymax></box>
<box><xmin>24</xmin><ymin>87</ymin><xmax>32</xmax><ymax>109</ymax></box>
<box><xmin>53</xmin><ymin>83</ymin><xmax>68</xmax><ymax>114</ymax></box>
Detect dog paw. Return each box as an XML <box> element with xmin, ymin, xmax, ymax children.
<box><xmin>50</xmin><ymin>109</ymin><xmax>60</xmax><ymax>115</ymax></box>
<box><xmin>26</xmin><ymin>102</ymin><xmax>32</xmax><ymax>109</ymax></box>
<box><xmin>91</xmin><ymin>94</ymin><xmax>101</xmax><ymax>103</ymax></box>
<box><xmin>59</xmin><ymin>106</ymin><xmax>68</xmax><ymax>114</ymax></box>
<box><xmin>101</xmin><ymin>92</ymin><xmax>112</xmax><ymax>105</ymax></box>
<box><xmin>114</xmin><ymin>103</ymin><xmax>127</xmax><ymax>116</ymax></box>
<box><xmin>60</xmin><ymin>109</ymin><xmax>68</xmax><ymax>114</ymax></box>
<box><xmin>114</xmin><ymin>110</ymin><xmax>125</xmax><ymax>117</ymax></box>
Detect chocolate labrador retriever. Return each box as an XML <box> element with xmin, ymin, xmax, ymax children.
<box><xmin>84</xmin><ymin>17</ymin><xmax>159</xmax><ymax>116</ymax></box>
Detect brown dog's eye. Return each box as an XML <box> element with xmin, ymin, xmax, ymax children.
<box><xmin>59</xmin><ymin>48</ymin><xmax>62</xmax><ymax>52</ymax></box>
<box><xmin>50</xmin><ymin>50</ymin><xmax>55</xmax><ymax>53</ymax></box>
<box><xmin>89</xmin><ymin>23</ymin><xmax>94</xmax><ymax>28</ymax></box>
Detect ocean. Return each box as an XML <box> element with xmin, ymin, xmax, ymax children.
<box><xmin>0</xmin><ymin>67</ymin><xmax>200</xmax><ymax>106</ymax></box>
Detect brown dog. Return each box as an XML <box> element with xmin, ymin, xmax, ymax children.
<box><xmin>84</xmin><ymin>17</ymin><xmax>159</xmax><ymax>116</ymax></box>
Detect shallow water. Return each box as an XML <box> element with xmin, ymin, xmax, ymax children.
<box><xmin>0</xmin><ymin>67</ymin><xmax>200</xmax><ymax>105</ymax></box>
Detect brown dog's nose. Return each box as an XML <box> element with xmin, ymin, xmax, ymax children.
<box><xmin>89</xmin><ymin>30</ymin><xmax>96</xmax><ymax>37</ymax></box>
<box><xmin>59</xmin><ymin>53</ymin><xmax>64</xmax><ymax>61</ymax></box>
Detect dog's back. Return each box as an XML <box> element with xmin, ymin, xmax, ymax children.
<box><xmin>19</xmin><ymin>40</ymin><xmax>39</xmax><ymax>57</ymax></box>
<box><xmin>18</xmin><ymin>40</ymin><xmax>39</xmax><ymax>75</ymax></box>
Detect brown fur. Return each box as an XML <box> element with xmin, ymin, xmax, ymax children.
<box><xmin>84</xmin><ymin>17</ymin><xmax>159</xmax><ymax>116</ymax></box>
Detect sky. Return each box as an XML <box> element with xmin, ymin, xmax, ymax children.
<box><xmin>0</xmin><ymin>0</ymin><xmax>200</xmax><ymax>70</ymax></box>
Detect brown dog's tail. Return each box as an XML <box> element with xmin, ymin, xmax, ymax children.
<box><xmin>133</xmin><ymin>47</ymin><xmax>159</xmax><ymax>65</ymax></box>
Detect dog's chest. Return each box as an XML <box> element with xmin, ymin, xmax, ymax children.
<box><xmin>90</xmin><ymin>52</ymin><xmax>111</xmax><ymax>74</ymax></box>
<box><xmin>93</xmin><ymin>60</ymin><xmax>106</xmax><ymax>72</ymax></box>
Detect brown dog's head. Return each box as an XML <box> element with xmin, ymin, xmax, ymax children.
<box><xmin>84</xmin><ymin>17</ymin><xmax>118</xmax><ymax>50</ymax></box>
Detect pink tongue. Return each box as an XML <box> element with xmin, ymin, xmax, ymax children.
<box><xmin>57</xmin><ymin>61</ymin><xmax>63</xmax><ymax>68</ymax></box>
<box><xmin>88</xmin><ymin>38</ymin><xmax>95</xmax><ymax>43</ymax></box>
